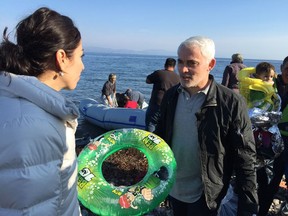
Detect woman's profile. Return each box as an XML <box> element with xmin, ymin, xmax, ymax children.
<box><xmin>0</xmin><ymin>7</ymin><xmax>84</xmax><ymax>215</ymax></box>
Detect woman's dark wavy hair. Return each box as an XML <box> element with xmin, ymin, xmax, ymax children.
<box><xmin>0</xmin><ymin>7</ymin><xmax>81</xmax><ymax>76</ymax></box>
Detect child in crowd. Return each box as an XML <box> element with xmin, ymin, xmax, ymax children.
<box><xmin>248</xmin><ymin>62</ymin><xmax>281</xmax><ymax>112</ymax></box>
<box><xmin>238</xmin><ymin>62</ymin><xmax>284</xmax><ymax>216</ymax></box>
<box><xmin>239</xmin><ymin>62</ymin><xmax>283</xmax><ymax>161</ymax></box>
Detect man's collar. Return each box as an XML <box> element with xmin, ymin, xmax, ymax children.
<box><xmin>177</xmin><ymin>82</ymin><xmax>210</xmax><ymax>95</ymax></box>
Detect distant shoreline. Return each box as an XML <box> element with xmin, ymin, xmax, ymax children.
<box><xmin>84</xmin><ymin>49</ymin><xmax>282</xmax><ymax>62</ymax></box>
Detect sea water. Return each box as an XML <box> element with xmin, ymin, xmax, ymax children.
<box><xmin>62</xmin><ymin>52</ymin><xmax>282</xmax><ymax>139</ymax></box>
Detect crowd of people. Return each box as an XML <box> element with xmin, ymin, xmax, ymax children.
<box><xmin>95</xmin><ymin>43</ymin><xmax>288</xmax><ymax>215</ymax></box>
<box><xmin>2</xmin><ymin>6</ymin><xmax>288</xmax><ymax>216</ymax></box>
<box><xmin>219</xmin><ymin>54</ymin><xmax>288</xmax><ymax>216</ymax></box>
<box><xmin>100</xmin><ymin>72</ymin><xmax>147</xmax><ymax>109</ymax></box>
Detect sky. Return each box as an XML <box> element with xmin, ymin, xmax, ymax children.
<box><xmin>1</xmin><ymin>0</ymin><xmax>288</xmax><ymax>60</ymax></box>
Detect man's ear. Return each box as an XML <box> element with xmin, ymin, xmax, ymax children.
<box><xmin>55</xmin><ymin>49</ymin><xmax>67</xmax><ymax>71</ymax></box>
<box><xmin>208</xmin><ymin>58</ymin><xmax>216</xmax><ymax>71</ymax></box>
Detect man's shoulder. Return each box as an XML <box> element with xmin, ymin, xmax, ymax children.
<box><xmin>213</xmin><ymin>81</ymin><xmax>243</xmax><ymax>99</ymax></box>
<box><xmin>147</xmin><ymin>69</ymin><xmax>161</xmax><ymax>77</ymax></box>
<box><xmin>153</xmin><ymin>69</ymin><xmax>166</xmax><ymax>74</ymax></box>
<box><xmin>166</xmin><ymin>84</ymin><xmax>179</xmax><ymax>94</ymax></box>
<box><xmin>102</xmin><ymin>80</ymin><xmax>109</xmax><ymax>87</ymax></box>
<box><xmin>136</xmin><ymin>91</ymin><xmax>144</xmax><ymax>96</ymax></box>
<box><xmin>230</xmin><ymin>63</ymin><xmax>246</xmax><ymax>70</ymax></box>
<box><xmin>276</xmin><ymin>74</ymin><xmax>283</xmax><ymax>83</ymax></box>
<box><xmin>159</xmin><ymin>69</ymin><xmax>178</xmax><ymax>77</ymax></box>
<box><xmin>131</xmin><ymin>91</ymin><xmax>141</xmax><ymax>96</ymax></box>
<box><xmin>147</xmin><ymin>69</ymin><xmax>166</xmax><ymax>81</ymax></box>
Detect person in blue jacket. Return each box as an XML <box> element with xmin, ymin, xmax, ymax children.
<box><xmin>155</xmin><ymin>36</ymin><xmax>258</xmax><ymax>216</ymax></box>
<box><xmin>0</xmin><ymin>7</ymin><xmax>84</xmax><ymax>216</ymax></box>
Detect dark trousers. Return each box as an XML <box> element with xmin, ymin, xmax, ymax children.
<box><xmin>145</xmin><ymin>104</ymin><xmax>160</xmax><ymax>132</ymax></box>
<box><xmin>257</xmin><ymin>152</ymin><xmax>285</xmax><ymax>216</ymax></box>
<box><xmin>168</xmin><ymin>195</ymin><xmax>217</xmax><ymax>216</ymax></box>
<box><xmin>283</xmin><ymin>136</ymin><xmax>288</xmax><ymax>186</ymax></box>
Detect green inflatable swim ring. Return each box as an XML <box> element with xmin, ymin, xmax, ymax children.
<box><xmin>77</xmin><ymin>128</ymin><xmax>177</xmax><ymax>216</ymax></box>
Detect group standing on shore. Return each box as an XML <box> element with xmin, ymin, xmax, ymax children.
<box><xmin>2</xmin><ymin>7</ymin><xmax>288</xmax><ymax>216</ymax></box>
<box><xmin>222</xmin><ymin>56</ymin><xmax>288</xmax><ymax>216</ymax></box>
<box><xmin>237</xmin><ymin>61</ymin><xmax>283</xmax><ymax>216</ymax></box>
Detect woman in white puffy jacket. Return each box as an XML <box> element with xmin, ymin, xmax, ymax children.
<box><xmin>0</xmin><ymin>7</ymin><xmax>84</xmax><ymax>216</ymax></box>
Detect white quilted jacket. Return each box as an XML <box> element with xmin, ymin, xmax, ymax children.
<box><xmin>0</xmin><ymin>72</ymin><xmax>81</xmax><ymax>216</ymax></box>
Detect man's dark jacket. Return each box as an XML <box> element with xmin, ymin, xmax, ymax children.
<box><xmin>155</xmin><ymin>75</ymin><xmax>258</xmax><ymax>216</ymax></box>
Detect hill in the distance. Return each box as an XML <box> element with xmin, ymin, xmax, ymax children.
<box><xmin>84</xmin><ymin>46</ymin><xmax>176</xmax><ymax>56</ymax></box>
